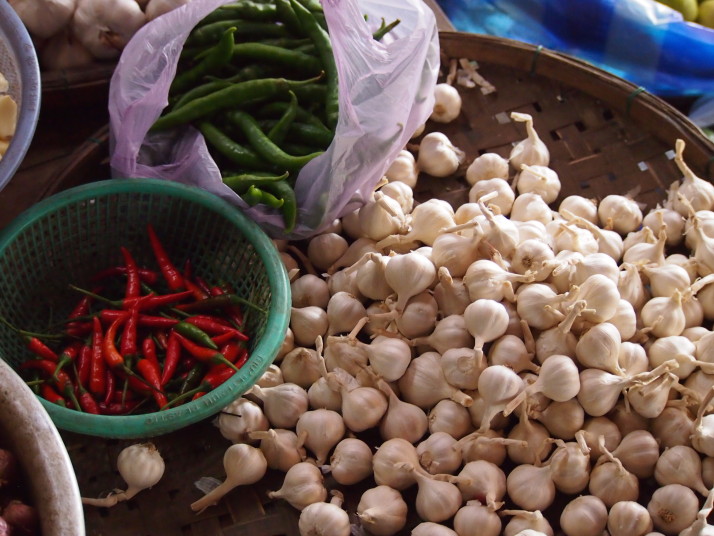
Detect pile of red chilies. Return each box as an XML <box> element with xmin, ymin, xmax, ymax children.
<box><xmin>16</xmin><ymin>224</ymin><xmax>256</xmax><ymax>416</ymax></box>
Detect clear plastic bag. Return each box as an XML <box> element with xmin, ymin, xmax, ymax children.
<box><xmin>108</xmin><ymin>0</ymin><xmax>440</xmax><ymax>238</ymax></box>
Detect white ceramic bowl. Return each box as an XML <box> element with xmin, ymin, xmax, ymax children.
<box><xmin>0</xmin><ymin>3</ymin><xmax>41</xmax><ymax>192</ymax></box>
<box><xmin>0</xmin><ymin>359</ymin><xmax>84</xmax><ymax>535</ymax></box>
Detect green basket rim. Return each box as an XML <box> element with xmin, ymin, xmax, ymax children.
<box><xmin>0</xmin><ymin>178</ymin><xmax>291</xmax><ymax>438</ymax></box>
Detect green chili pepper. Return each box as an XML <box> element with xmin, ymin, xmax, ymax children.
<box><xmin>273</xmin><ymin>0</ymin><xmax>303</xmax><ymax>34</ymax></box>
<box><xmin>199</xmin><ymin>122</ymin><xmax>275</xmax><ymax>171</ymax></box>
<box><xmin>289</xmin><ymin>0</ymin><xmax>338</xmax><ymax>129</ymax></box>
<box><xmin>223</xmin><ymin>171</ymin><xmax>290</xmax><ymax>193</ymax></box>
<box><xmin>280</xmin><ymin>141</ymin><xmax>328</xmax><ymax>156</ymax></box>
<box><xmin>227</xmin><ymin>110</ymin><xmax>323</xmax><ymax>172</ymax></box>
<box><xmin>257</xmin><ymin>100</ymin><xmax>330</xmax><ymax>131</ymax></box>
<box><xmin>197</xmin><ymin>1</ymin><xmax>278</xmax><ymax>26</ymax></box>
<box><xmin>170</xmin><ymin>27</ymin><xmax>237</xmax><ymax>96</ymax></box>
<box><xmin>260</xmin><ymin>179</ymin><xmax>298</xmax><ymax>233</ymax></box>
<box><xmin>151</xmin><ymin>76</ymin><xmax>321</xmax><ymax>131</ymax></box>
<box><xmin>173</xmin><ymin>321</ymin><xmax>218</xmax><ymax>350</ymax></box>
<box><xmin>242</xmin><ymin>185</ymin><xmax>264</xmax><ymax>206</ymax></box>
<box><xmin>232</xmin><ymin>43</ymin><xmax>323</xmax><ymax>76</ymax></box>
<box><xmin>259</xmin><ymin>119</ymin><xmax>334</xmax><ymax>147</ymax></box>
<box><xmin>373</xmin><ymin>18</ymin><xmax>401</xmax><ymax>41</ymax></box>
<box><xmin>256</xmin><ymin>187</ymin><xmax>285</xmax><ymax>209</ymax></box>
<box><xmin>171</xmin><ymin>80</ymin><xmax>233</xmax><ymax>111</ymax></box>
<box><xmin>267</xmin><ymin>91</ymin><xmax>298</xmax><ymax>145</ymax></box>
<box><xmin>179</xmin><ymin>364</ymin><xmax>207</xmax><ymax>396</ymax></box>
<box><xmin>186</xmin><ymin>20</ymin><xmax>291</xmax><ymax>47</ymax></box>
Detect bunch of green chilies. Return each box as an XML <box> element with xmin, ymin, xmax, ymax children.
<box><xmin>13</xmin><ymin>224</ymin><xmax>261</xmax><ymax>416</ymax></box>
<box><xmin>150</xmin><ymin>0</ymin><xmax>399</xmax><ymax>233</ymax></box>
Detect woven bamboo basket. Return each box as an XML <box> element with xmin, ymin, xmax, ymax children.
<box><xmin>47</xmin><ymin>32</ymin><xmax>714</xmax><ymax>536</ymax></box>
<box><xmin>40</xmin><ymin>62</ymin><xmax>115</xmax><ymax>110</ymax></box>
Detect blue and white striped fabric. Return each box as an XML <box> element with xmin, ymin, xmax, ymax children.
<box><xmin>439</xmin><ymin>0</ymin><xmax>714</xmax><ymax>98</ymax></box>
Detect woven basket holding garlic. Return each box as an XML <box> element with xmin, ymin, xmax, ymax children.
<box><xmin>184</xmin><ymin>61</ymin><xmax>714</xmax><ymax>536</ymax></box>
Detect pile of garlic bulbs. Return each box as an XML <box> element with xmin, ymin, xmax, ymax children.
<box><xmin>9</xmin><ymin>0</ymin><xmax>191</xmax><ymax>71</ymax></box>
<box><xmin>195</xmin><ymin>74</ymin><xmax>714</xmax><ymax>536</ymax></box>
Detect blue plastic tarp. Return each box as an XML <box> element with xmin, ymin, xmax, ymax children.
<box><xmin>438</xmin><ymin>0</ymin><xmax>714</xmax><ymax>100</ymax></box>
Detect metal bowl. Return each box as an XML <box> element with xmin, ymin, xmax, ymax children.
<box><xmin>0</xmin><ymin>3</ymin><xmax>41</xmax><ymax>192</ymax></box>
<box><xmin>0</xmin><ymin>359</ymin><xmax>84</xmax><ymax>535</ymax></box>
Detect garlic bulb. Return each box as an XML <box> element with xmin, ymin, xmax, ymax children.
<box><xmin>457</xmin><ymin>460</ymin><xmax>507</xmax><ymax>509</ymax></box>
<box><xmin>560</xmin><ymin>495</ymin><xmax>608</xmax><ymax>536</ymax></box>
<box><xmin>281</xmin><ymin>346</ymin><xmax>323</xmax><ymax>389</ymax></box>
<box><xmin>248</xmin><ymin>429</ymin><xmax>305</xmax><ymax>472</ymax></box>
<box><xmin>398</xmin><ymin>351</ymin><xmax>473</xmax><ymax>410</ymax></box>
<box><xmin>598</xmin><ymin>194</ymin><xmax>644</xmax><ymax>235</ymax></box>
<box><xmin>502</xmin><ymin>510</ymin><xmax>554</xmax><ymax>536</ymax></box>
<box><xmin>359</xmin><ymin>193</ymin><xmax>408</xmax><ymax>241</ymax></box>
<box><xmin>417</xmin><ymin>132</ymin><xmax>465</xmax><ymax>177</ymax></box>
<box><xmin>378</xmin><ymin>380</ymin><xmax>429</xmax><ymax>443</ymax></box>
<box><xmin>454</xmin><ymin>501</ymin><xmax>502</xmax><ymax>536</ymax></box>
<box><xmin>383</xmin><ymin>252</ymin><xmax>436</xmax><ymax>312</ymax></box>
<box><xmin>509</xmin><ymin>112</ymin><xmax>550</xmax><ymax>169</ymax></box>
<box><xmin>10</xmin><ymin>0</ymin><xmax>77</xmax><ymax>39</ymax></box>
<box><xmin>643</xmin><ymin>206</ymin><xmax>686</xmax><ymax>247</ymax></box>
<box><xmin>609</xmin><ymin>430</ymin><xmax>660</xmax><ymax>479</ymax></box>
<box><xmin>515</xmin><ymin>164</ymin><xmax>561</xmax><ymax>204</ymax></box>
<box><xmin>385</xmin><ymin>150</ymin><xmax>419</xmax><ymax>188</ymax></box>
<box><xmin>607</xmin><ymin>500</ymin><xmax>653</xmax><ymax>536</ymax></box>
<box><xmin>216</xmin><ymin>397</ymin><xmax>269</xmax><ymax>444</ymax></box>
<box><xmin>307</xmin><ymin>233</ymin><xmax>349</xmax><ymax>273</ymax></box>
<box><xmin>72</xmin><ymin>0</ymin><xmax>146</xmax><ymax>59</ymax></box>
<box><xmin>411</xmin><ymin>522</ymin><xmax>458</xmax><ymax>536</ymax></box>
<box><xmin>466</xmin><ymin>152</ymin><xmax>510</xmax><ymax>185</ymax></box>
<box><xmin>290</xmin><ymin>306</ymin><xmax>329</xmax><ymax>347</ymax></box>
<box><xmin>249</xmin><ymin>383</ymin><xmax>309</xmax><ymax>429</ymax></box>
<box><xmin>372</xmin><ymin>438</ymin><xmax>424</xmax><ymax>490</ymax></box>
<box><xmin>82</xmin><ymin>442</ymin><xmax>166</xmax><ymax>508</ymax></box>
<box><xmin>655</xmin><ymin>445</ymin><xmax>709</xmax><ymax>495</ymax></box>
<box><xmin>267</xmin><ymin>462</ymin><xmax>327</xmax><ymax>511</ymax></box>
<box><xmin>295</xmin><ymin>409</ymin><xmax>345</xmax><ymax>465</ymax></box>
<box><xmin>190</xmin><ymin>444</ymin><xmax>267</xmax><ymax>512</ymax></box>
<box><xmin>647</xmin><ymin>483</ymin><xmax>700</xmax><ymax>535</ymax></box>
<box><xmin>559</xmin><ymin>195</ymin><xmax>598</xmax><ymax>224</ymax></box>
<box><xmin>428</xmin><ymin>399</ymin><xmax>473</xmax><ymax>439</ymax></box>
<box><xmin>469</xmin><ymin>178</ymin><xmax>515</xmax><ymax>215</ymax></box>
<box><xmin>589</xmin><ymin>438</ymin><xmax>639</xmax><ymax>507</ymax></box>
<box><xmin>431</xmin><ymin>83</ymin><xmax>462</xmax><ymax>123</ymax></box>
<box><xmin>417</xmin><ymin>432</ymin><xmax>462</xmax><ymax>475</ymax></box>
<box><xmin>510</xmin><ymin>193</ymin><xmax>553</xmax><ymax>226</ymax></box>
<box><xmin>413</xmin><ymin>469</ymin><xmax>463</xmax><ymax>523</ymax></box>
<box><xmin>298</xmin><ymin>490</ymin><xmax>350</xmax><ymax>536</ymax></box>
<box><xmin>506</xmin><ymin>463</ymin><xmax>556</xmax><ymax>511</ymax></box>
<box><xmin>357</xmin><ymin>485</ymin><xmax>408</xmax><ymax>536</ymax></box>
<box><xmin>671</xmin><ymin>139</ymin><xmax>714</xmax><ymax>215</ymax></box>
<box><xmin>652</xmin><ymin>406</ymin><xmax>695</xmax><ymax>448</ymax></box>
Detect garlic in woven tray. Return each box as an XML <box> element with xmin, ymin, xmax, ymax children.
<box><xmin>416</xmin><ymin>131</ymin><xmax>465</xmax><ymax>177</ymax></box>
<box><xmin>465</xmin><ymin>152</ymin><xmax>509</xmax><ymax>185</ymax></box>
<box><xmin>509</xmin><ymin>112</ymin><xmax>550</xmax><ymax>169</ymax></box>
<box><xmin>298</xmin><ymin>490</ymin><xmax>350</xmax><ymax>536</ymax></box>
<box><xmin>385</xmin><ymin>149</ymin><xmax>419</xmax><ymax>188</ymax></box>
<box><xmin>430</xmin><ymin>82</ymin><xmax>462</xmax><ymax>123</ymax></box>
<box><xmin>670</xmin><ymin>138</ymin><xmax>714</xmax><ymax>215</ymax></box>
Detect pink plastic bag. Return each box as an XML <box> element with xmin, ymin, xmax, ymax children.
<box><xmin>108</xmin><ymin>0</ymin><xmax>440</xmax><ymax>238</ymax></box>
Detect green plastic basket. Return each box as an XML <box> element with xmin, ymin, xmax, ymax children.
<box><xmin>0</xmin><ymin>178</ymin><xmax>290</xmax><ymax>439</ymax></box>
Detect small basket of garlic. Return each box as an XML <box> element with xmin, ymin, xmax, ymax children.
<box><xmin>0</xmin><ymin>2</ymin><xmax>40</xmax><ymax>193</ymax></box>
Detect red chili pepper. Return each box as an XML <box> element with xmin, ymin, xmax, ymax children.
<box><xmin>77</xmin><ymin>385</ymin><xmax>100</xmax><ymax>414</ymax></box>
<box><xmin>77</xmin><ymin>343</ymin><xmax>92</xmax><ymax>388</ymax></box>
<box><xmin>41</xmin><ymin>385</ymin><xmax>66</xmax><ymax>407</ymax></box>
<box><xmin>210</xmin><ymin>331</ymin><xmax>237</xmax><ymax>346</ymax></box>
<box><xmin>186</xmin><ymin>315</ymin><xmax>249</xmax><ymax>341</ymax></box>
<box><xmin>137</xmin><ymin>359</ymin><xmax>168</xmax><ymax>409</ymax></box>
<box><xmin>194</xmin><ymin>276</ymin><xmax>212</xmax><ymax>297</ymax></box>
<box><xmin>173</xmin><ymin>332</ymin><xmax>240</xmax><ymax>371</ymax></box>
<box><xmin>120</xmin><ymin>306</ymin><xmax>140</xmax><ymax>357</ymax></box>
<box><xmin>20</xmin><ymin>359</ymin><xmax>71</xmax><ymax>392</ymax></box>
<box><xmin>208</xmin><ymin>286</ymin><xmax>244</xmax><ymax>327</ymax></box>
<box><xmin>102</xmin><ymin>314</ymin><xmax>129</xmax><ymax>369</ymax></box>
<box><xmin>142</xmin><ymin>336</ymin><xmax>160</xmax><ymax>371</ymax></box>
<box><xmin>52</xmin><ymin>342</ymin><xmax>81</xmax><ymax>381</ymax></box>
<box><xmin>98</xmin><ymin>400</ymin><xmax>140</xmax><ymax>415</ymax></box>
<box><xmin>120</xmin><ymin>246</ymin><xmax>141</xmax><ymax>300</ymax></box>
<box><xmin>65</xmin><ymin>295</ymin><xmax>93</xmax><ymax>336</ymax></box>
<box><xmin>109</xmin><ymin>389</ymin><xmax>138</xmax><ymax>403</ymax></box>
<box><xmin>123</xmin><ymin>290</ymin><xmax>194</xmax><ymax>311</ymax></box>
<box><xmin>100</xmin><ymin>309</ymin><xmax>179</xmax><ymax>329</ymax></box>
<box><xmin>103</xmin><ymin>369</ymin><xmax>116</xmax><ymax>406</ymax></box>
<box><xmin>91</xmin><ymin>266</ymin><xmax>159</xmax><ymax>285</ymax></box>
<box><xmin>147</xmin><ymin>223</ymin><xmax>184</xmax><ymax>291</ymax></box>
<box><xmin>163</xmin><ymin>363</ymin><xmax>237</xmax><ymax>409</ymax></box>
<box><xmin>25</xmin><ymin>336</ymin><xmax>58</xmax><ymax>362</ymax></box>
<box><xmin>89</xmin><ymin>317</ymin><xmax>106</xmax><ymax>397</ymax></box>
<box><xmin>184</xmin><ymin>278</ymin><xmax>209</xmax><ymax>301</ymax></box>
<box><xmin>160</xmin><ymin>331</ymin><xmax>182</xmax><ymax>387</ymax></box>
<box><xmin>154</xmin><ymin>331</ymin><xmax>169</xmax><ymax>351</ymax></box>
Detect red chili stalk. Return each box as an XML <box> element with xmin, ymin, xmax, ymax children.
<box><xmin>91</xmin><ymin>266</ymin><xmax>159</xmax><ymax>285</ymax></box>
<box><xmin>52</xmin><ymin>342</ymin><xmax>80</xmax><ymax>381</ymax></box>
<box><xmin>160</xmin><ymin>331</ymin><xmax>182</xmax><ymax>387</ymax></box>
<box><xmin>103</xmin><ymin>369</ymin><xmax>115</xmax><ymax>406</ymax></box>
<box><xmin>120</xmin><ymin>246</ymin><xmax>141</xmax><ymax>300</ymax></box>
<box><xmin>76</xmin><ymin>343</ymin><xmax>92</xmax><ymax>388</ymax></box>
<box><xmin>88</xmin><ymin>317</ymin><xmax>106</xmax><ymax>397</ymax></box>
<box><xmin>76</xmin><ymin>384</ymin><xmax>100</xmax><ymax>414</ymax></box>
<box><xmin>120</xmin><ymin>306</ymin><xmax>140</xmax><ymax>357</ymax></box>
<box><xmin>100</xmin><ymin>309</ymin><xmax>178</xmax><ymax>329</ymax></box>
<box><xmin>147</xmin><ymin>223</ymin><xmax>184</xmax><ymax>291</ymax></box>
<box><xmin>136</xmin><ymin>359</ymin><xmax>168</xmax><ymax>409</ymax></box>
<box><xmin>186</xmin><ymin>315</ymin><xmax>249</xmax><ymax>341</ymax></box>
<box><xmin>173</xmin><ymin>332</ymin><xmax>240</xmax><ymax>371</ymax></box>
<box><xmin>142</xmin><ymin>336</ymin><xmax>160</xmax><ymax>371</ymax></box>
<box><xmin>25</xmin><ymin>336</ymin><xmax>58</xmax><ymax>362</ymax></box>
<box><xmin>41</xmin><ymin>385</ymin><xmax>66</xmax><ymax>407</ymax></box>
<box><xmin>102</xmin><ymin>314</ymin><xmax>129</xmax><ymax>369</ymax></box>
